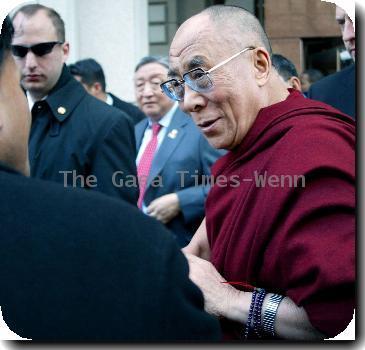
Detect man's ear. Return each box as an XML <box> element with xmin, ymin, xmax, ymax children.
<box><xmin>93</xmin><ymin>82</ymin><xmax>103</xmax><ymax>94</ymax></box>
<box><xmin>253</xmin><ymin>47</ymin><xmax>271</xmax><ymax>87</ymax></box>
<box><xmin>0</xmin><ymin>85</ymin><xmax>5</xmax><ymax>131</ymax></box>
<box><xmin>288</xmin><ymin>76</ymin><xmax>302</xmax><ymax>92</ymax></box>
<box><xmin>61</xmin><ymin>42</ymin><xmax>70</xmax><ymax>63</ymax></box>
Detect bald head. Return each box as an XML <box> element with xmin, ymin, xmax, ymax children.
<box><xmin>201</xmin><ymin>5</ymin><xmax>271</xmax><ymax>55</ymax></box>
<box><xmin>167</xmin><ymin>5</ymin><xmax>288</xmax><ymax>151</ymax></box>
<box><xmin>170</xmin><ymin>6</ymin><xmax>272</xmax><ymax>73</ymax></box>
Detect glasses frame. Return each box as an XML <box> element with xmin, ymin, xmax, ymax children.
<box><xmin>160</xmin><ymin>46</ymin><xmax>256</xmax><ymax>101</ymax></box>
<box><xmin>11</xmin><ymin>41</ymin><xmax>64</xmax><ymax>58</ymax></box>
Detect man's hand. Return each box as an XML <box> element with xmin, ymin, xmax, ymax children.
<box><xmin>183</xmin><ymin>253</ymin><xmax>242</xmax><ymax>318</ymax></box>
<box><xmin>184</xmin><ymin>253</ymin><xmax>326</xmax><ymax>339</ymax></box>
<box><xmin>147</xmin><ymin>193</ymin><xmax>180</xmax><ymax>224</ymax></box>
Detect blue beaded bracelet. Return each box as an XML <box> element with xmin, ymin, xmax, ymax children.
<box><xmin>243</xmin><ymin>288</ymin><xmax>258</xmax><ymax>339</ymax></box>
<box><xmin>252</xmin><ymin>288</ymin><xmax>266</xmax><ymax>338</ymax></box>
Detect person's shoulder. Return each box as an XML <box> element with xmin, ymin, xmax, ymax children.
<box><xmin>0</xmin><ymin>169</ymin><xmax>174</xmax><ymax>250</ymax></box>
<box><xmin>77</xmin><ymin>93</ymin><xmax>133</xmax><ymax>127</ymax></box>
<box><xmin>109</xmin><ymin>93</ymin><xmax>146</xmax><ymax>123</ymax></box>
<box><xmin>109</xmin><ymin>93</ymin><xmax>134</xmax><ymax>111</ymax></box>
<box><xmin>272</xmin><ymin>112</ymin><xmax>354</xmax><ymax>168</ymax></box>
<box><xmin>310</xmin><ymin>64</ymin><xmax>354</xmax><ymax>91</ymax></box>
<box><xmin>135</xmin><ymin>116</ymin><xmax>148</xmax><ymax>130</ymax></box>
<box><xmin>277</xmin><ymin>100</ymin><xmax>355</xmax><ymax>139</ymax></box>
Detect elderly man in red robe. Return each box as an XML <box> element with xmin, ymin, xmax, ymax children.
<box><xmin>160</xmin><ymin>5</ymin><xmax>355</xmax><ymax>340</ymax></box>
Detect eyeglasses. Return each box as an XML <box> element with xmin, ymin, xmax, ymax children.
<box><xmin>11</xmin><ymin>41</ymin><xmax>64</xmax><ymax>58</ymax></box>
<box><xmin>160</xmin><ymin>46</ymin><xmax>255</xmax><ymax>102</ymax></box>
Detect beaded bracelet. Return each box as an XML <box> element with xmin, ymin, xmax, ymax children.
<box><xmin>243</xmin><ymin>288</ymin><xmax>258</xmax><ymax>339</ymax></box>
<box><xmin>252</xmin><ymin>288</ymin><xmax>266</xmax><ymax>338</ymax></box>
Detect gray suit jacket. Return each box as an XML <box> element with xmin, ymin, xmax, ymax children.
<box><xmin>135</xmin><ymin>108</ymin><xmax>223</xmax><ymax>246</ymax></box>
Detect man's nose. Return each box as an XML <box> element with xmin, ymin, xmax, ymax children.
<box><xmin>343</xmin><ymin>17</ymin><xmax>355</xmax><ymax>42</ymax></box>
<box><xmin>180</xmin><ymin>85</ymin><xmax>206</xmax><ymax>114</ymax></box>
<box><xmin>24</xmin><ymin>51</ymin><xmax>38</xmax><ymax>69</ymax></box>
<box><xmin>141</xmin><ymin>82</ymin><xmax>155</xmax><ymax>97</ymax></box>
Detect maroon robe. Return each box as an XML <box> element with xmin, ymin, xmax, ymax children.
<box><xmin>206</xmin><ymin>90</ymin><xmax>355</xmax><ymax>339</ymax></box>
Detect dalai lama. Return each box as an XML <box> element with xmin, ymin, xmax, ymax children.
<box><xmin>160</xmin><ymin>5</ymin><xmax>355</xmax><ymax>341</ymax></box>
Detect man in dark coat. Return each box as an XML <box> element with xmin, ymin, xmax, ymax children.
<box><xmin>307</xmin><ymin>5</ymin><xmax>355</xmax><ymax>119</ymax></box>
<box><xmin>11</xmin><ymin>4</ymin><xmax>138</xmax><ymax>205</ymax></box>
<box><xmin>69</xmin><ymin>58</ymin><xmax>146</xmax><ymax>125</ymax></box>
<box><xmin>0</xmin><ymin>16</ymin><xmax>221</xmax><ymax>342</ymax></box>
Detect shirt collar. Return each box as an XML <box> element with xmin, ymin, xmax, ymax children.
<box><xmin>106</xmin><ymin>93</ymin><xmax>114</xmax><ymax>106</ymax></box>
<box><xmin>147</xmin><ymin>102</ymin><xmax>178</xmax><ymax>129</ymax></box>
<box><xmin>27</xmin><ymin>91</ymin><xmax>47</xmax><ymax>111</ymax></box>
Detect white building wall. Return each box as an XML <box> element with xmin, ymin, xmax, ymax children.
<box><xmin>74</xmin><ymin>0</ymin><xmax>148</xmax><ymax>103</ymax></box>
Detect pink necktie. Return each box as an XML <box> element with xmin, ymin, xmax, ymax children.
<box><xmin>137</xmin><ymin>123</ymin><xmax>162</xmax><ymax>208</ymax></box>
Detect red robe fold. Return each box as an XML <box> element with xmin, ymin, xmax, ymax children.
<box><xmin>206</xmin><ymin>90</ymin><xmax>355</xmax><ymax>339</ymax></box>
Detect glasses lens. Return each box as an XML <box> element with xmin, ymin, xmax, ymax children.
<box><xmin>32</xmin><ymin>42</ymin><xmax>57</xmax><ymax>56</ymax></box>
<box><xmin>11</xmin><ymin>45</ymin><xmax>28</xmax><ymax>58</ymax></box>
<box><xmin>11</xmin><ymin>42</ymin><xmax>61</xmax><ymax>58</ymax></box>
<box><xmin>184</xmin><ymin>68</ymin><xmax>212</xmax><ymax>92</ymax></box>
<box><xmin>161</xmin><ymin>80</ymin><xmax>184</xmax><ymax>101</ymax></box>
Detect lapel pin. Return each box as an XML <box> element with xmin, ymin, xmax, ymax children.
<box><xmin>57</xmin><ymin>106</ymin><xmax>67</xmax><ymax>115</ymax></box>
<box><xmin>168</xmin><ymin>129</ymin><xmax>178</xmax><ymax>139</ymax></box>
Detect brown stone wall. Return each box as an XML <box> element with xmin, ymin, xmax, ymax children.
<box><xmin>265</xmin><ymin>0</ymin><xmax>341</xmax><ymax>38</ymax></box>
<box><xmin>270</xmin><ymin>38</ymin><xmax>303</xmax><ymax>72</ymax></box>
<box><xmin>264</xmin><ymin>0</ymin><xmax>342</xmax><ymax>73</ymax></box>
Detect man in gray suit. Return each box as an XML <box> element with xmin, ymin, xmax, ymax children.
<box><xmin>134</xmin><ymin>56</ymin><xmax>222</xmax><ymax>247</ymax></box>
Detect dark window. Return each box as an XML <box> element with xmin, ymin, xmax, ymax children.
<box><xmin>303</xmin><ymin>37</ymin><xmax>351</xmax><ymax>76</ymax></box>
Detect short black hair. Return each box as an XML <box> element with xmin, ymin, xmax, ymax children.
<box><xmin>135</xmin><ymin>56</ymin><xmax>169</xmax><ymax>73</ymax></box>
<box><xmin>0</xmin><ymin>16</ymin><xmax>14</xmax><ymax>72</ymax></box>
<box><xmin>69</xmin><ymin>58</ymin><xmax>106</xmax><ymax>92</ymax></box>
<box><xmin>272</xmin><ymin>54</ymin><xmax>299</xmax><ymax>81</ymax></box>
<box><xmin>12</xmin><ymin>4</ymin><xmax>65</xmax><ymax>42</ymax></box>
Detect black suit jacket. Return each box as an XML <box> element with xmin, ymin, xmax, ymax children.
<box><xmin>307</xmin><ymin>64</ymin><xmax>355</xmax><ymax>119</ymax></box>
<box><xmin>0</xmin><ymin>164</ymin><xmax>220</xmax><ymax>341</ymax></box>
<box><xmin>108</xmin><ymin>92</ymin><xmax>146</xmax><ymax>125</ymax></box>
<box><xmin>29</xmin><ymin>65</ymin><xmax>138</xmax><ymax>205</ymax></box>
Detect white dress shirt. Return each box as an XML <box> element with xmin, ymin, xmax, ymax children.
<box><xmin>27</xmin><ymin>91</ymin><xmax>47</xmax><ymax>111</ymax></box>
<box><xmin>106</xmin><ymin>93</ymin><xmax>114</xmax><ymax>106</ymax></box>
<box><xmin>136</xmin><ymin>102</ymin><xmax>178</xmax><ymax>213</ymax></box>
<box><xmin>136</xmin><ymin>102</ymin><xmax>178</xmax><ymax>165</ymax></box>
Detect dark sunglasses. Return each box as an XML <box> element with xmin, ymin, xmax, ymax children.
<box><xmin>11</xmin><ymin>41</ymin><xmax>64</xmax><ymax>58</ymax></box>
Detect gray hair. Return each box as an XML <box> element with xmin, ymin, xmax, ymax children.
<box><xmin>135</xmin><ymin>56</ymin><xmax>169</xmax><ymax>72</ymax></box>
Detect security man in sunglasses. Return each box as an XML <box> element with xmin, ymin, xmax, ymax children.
<box><xmin>11</xmin><ymin>4</ymin><xmax>138</xmax><ymax>205</ymax></box>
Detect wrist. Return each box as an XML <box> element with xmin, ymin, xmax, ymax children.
<box><xmin>222</xmin><ymin>288</ymin><xmax>252</xmax><ymax>323</ymax></box>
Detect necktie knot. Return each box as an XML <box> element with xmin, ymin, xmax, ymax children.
<box><xmin>152</xmin><ymin>123</ymin><xmax>161</xmax><ymax>136</ymax></box>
